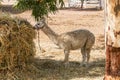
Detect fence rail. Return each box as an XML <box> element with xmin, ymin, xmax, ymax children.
<box><xmin>68</xmin><ymin>0</ymin><xmax>104</xmax><ymax>9</ymax></box>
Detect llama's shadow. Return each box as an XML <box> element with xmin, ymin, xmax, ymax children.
<box><xmin>32</xmin><ymin>58</ymin><xmax>105</xmax><ymax>80</ymax></box>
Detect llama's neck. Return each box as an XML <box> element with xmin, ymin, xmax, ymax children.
<box><xmin>41</xmin><ymin>24</ymin><xmax>59</xmax><ymax>45</ymax></box>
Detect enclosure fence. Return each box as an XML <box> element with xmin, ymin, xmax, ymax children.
<box><xmin>68</xmin><ymin>0</ymin><xmax>104</xmax><ymax>9</ymax></box>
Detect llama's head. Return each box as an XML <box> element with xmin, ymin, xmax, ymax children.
<box><xmin>34</xmin><ymin>18</ymin><xmax>45</xmax><ymax>30</ymax></box>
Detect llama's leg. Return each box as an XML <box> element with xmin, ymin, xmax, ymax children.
<box><xmin>80</xmin><ymin>47</ymin><xmax>86</xmax><ymax>66</ymax></box>
<box><xmin>64</xmin><ymin>50</ymin><xmax>70</xmax><ymax>65</ymax></box>
<box><xmin>85</xmin><ymin>48</ymin><xmax>91</xmax><ymax>67</ymax></box>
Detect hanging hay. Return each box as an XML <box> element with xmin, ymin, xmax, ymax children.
<box><xmin>0</xmin><ymin>14</ymin><xmax>36</xmax><ymax>71</ymax></box>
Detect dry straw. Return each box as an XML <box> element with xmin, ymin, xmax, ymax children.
<box><xmin>0</xmin><ymin>14</ymin><xmax>36</xmax><ymax>71</ymax></box>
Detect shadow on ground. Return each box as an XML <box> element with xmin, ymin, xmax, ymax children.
<box><xmin>32</xmin><ymin>58</ymin><xmax>105</xmax><ymax>80</ymax></box>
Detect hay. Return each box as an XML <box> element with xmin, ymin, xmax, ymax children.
<box><xmin>0</xmin><ymin>14</ymin><xmax>36</xmax><ymax>71</ymax></box>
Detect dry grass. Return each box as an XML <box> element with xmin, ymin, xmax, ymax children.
<box><xmin>0</xmin><ymin>13</ymin><xmax>36</xmax><ymax>80</ymax></box>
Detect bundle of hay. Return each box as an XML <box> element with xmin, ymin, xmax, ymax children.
<box><xmin>0</xmin><ymin>14</ymin><xmax>36</xmax><ymax>71</ymax></box>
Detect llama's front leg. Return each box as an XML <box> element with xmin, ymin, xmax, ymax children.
<box><xmin>64</xmin><ymin>50</ymin><xmax>70</xmax><ymax>66</ymax></box>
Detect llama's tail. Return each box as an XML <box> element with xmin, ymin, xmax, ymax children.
<box><xmin>85</xmin><ymin>33</ymin><xmax>95</xmax><ymax>49</ymax></box>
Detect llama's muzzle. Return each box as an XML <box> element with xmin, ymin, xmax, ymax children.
<box><xmin>33</xmin><ymin>25</ymin><xmax>39</xmax><ymax>30</ymax></box>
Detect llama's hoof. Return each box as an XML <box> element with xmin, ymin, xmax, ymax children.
<box><xmin>64</xmin><ymin>62</ymin><xmax>69</xmax><ymax>68</ymax></box>
<box><xmin>80</xmin><ymin>63</ymin><xmax>84</xmax><ymax>67</ymax></box>
<box><xmin>80</xmin><ymin>63</ymin><xmax>90</xmax><ymax>68</ymax></box>
<box><xmin>85</xmin><ymin>64</ymin><xmax>91</xmax><ymax>68</ymax></box>
<box><xmin>80</xmin><ymin>63</ymin><xmax>88</xmax><ymax>67</ymax></box>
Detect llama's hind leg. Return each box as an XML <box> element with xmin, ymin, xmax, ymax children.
<box><xmin>85</xmin><ymin>48</ymin><xmax>91</xmax><ymax>67</ymax></box>
<box><xmin>80</xmin><ymin>47</ymin><xmax>87</xmax><ymax>66</ymax></box>
<box><xmin>63</xmin><ymin>50</ymin><xmax>70</xmax><ymax>66</ymax></box>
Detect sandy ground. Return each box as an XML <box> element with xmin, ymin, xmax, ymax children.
<box><xmin>0</xmin><ymin>4</ymin><xmax>105</xmax><ymax>80</ymax></box>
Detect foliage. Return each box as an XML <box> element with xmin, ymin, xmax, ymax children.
<box><xmin>16</xmin><ymin>0</ymin><xmax>64</xmax><ymax>21</ymax></box>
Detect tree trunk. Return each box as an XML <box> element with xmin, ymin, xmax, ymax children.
<box><xmin>104</xmin><ymin>0</ymin><xmax>120</xmax><ymax>80</ymax></box>
<box><xmin>104</xmin><ymin>46</ymin><xmax>120</xmax><ymax>80</ymax></box>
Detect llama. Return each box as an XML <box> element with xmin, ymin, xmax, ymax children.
<box><xmin>34</xmin><ymin>18</ymin><xmax>95</xmax><ymax>67</ymax></box>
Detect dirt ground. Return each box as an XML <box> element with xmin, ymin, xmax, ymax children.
<box><xmin>1</xmin><ymin>4</ymin><xmax>105</xmax><ymax>80</ymax></box>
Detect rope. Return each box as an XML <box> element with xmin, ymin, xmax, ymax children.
<box><xmin>36</xmin><ymin>17</ymin><xmax>48</xmax><ymax>53</ymax></box>
<box><xmin>37</xmin><ymin>30</ymin><xmax>41</xmax><ymax>50</ymax></box>
<box><xmin>37</xmin><ymin>28</ymin><xmax>46</xmax><ymax>53</ymax></box>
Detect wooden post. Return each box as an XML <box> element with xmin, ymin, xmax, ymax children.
<box><xmin>104</xmin><ymin>0</ymin><xmax>120</xmax><ymax>80</ymax></box>
<box><xmin>99</xmin><ymin>0</ymin><xmax>104</xmax><ymax>10</ymax></box>
<box><xmin>68</xmin><ymin>0</ymin><xmax>71</xmax><ymax>7</ymax></box>
<box><xmin>81</xmin><ymin>0</ymin><xmax>84</xmax><ymax>9</ymax></box>
<box><xmin>84</xmin><ymin>0</ymin><xmax>87</xmax><ymax>8</ymax></box>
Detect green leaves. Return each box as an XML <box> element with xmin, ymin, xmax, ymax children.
<box><xmin>16</xmin><ymin>0</ymin><xmax>64</xmax><ymax>21</ymax></box>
